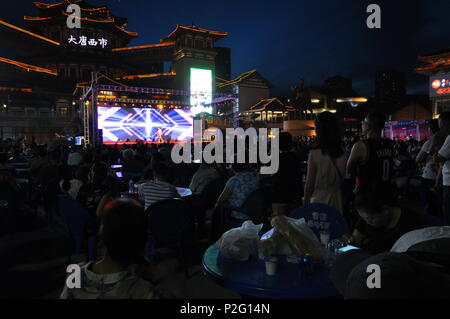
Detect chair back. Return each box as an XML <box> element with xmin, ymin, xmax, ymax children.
<box><xmin>289</xmin><ymin>203</ymin><xmax>349</xmax><ymax>240</ymax></box>
<box><xmin>199</xmin><ymin>178</ymin><xmax>224</xmax><ymax>210</ymax></box>
<box><xmin>146</xmin><ymin>198</ymin><xmax>196</xmax><ymax>249</ymax></box>
<box><xmin>58</xmin><ymin>195</ymin><xmax>89</xmax><ymax>253</ymax></box>
<box><xmin>240</xmin><ymin>187</ymin><xmax>272</xmax><ymax>225</ymax></box>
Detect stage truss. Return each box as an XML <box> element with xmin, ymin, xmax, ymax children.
<box><xmin>80</xmin><ymin>83</ymin><xmax>238</xmax><ymax>146</ymax></box>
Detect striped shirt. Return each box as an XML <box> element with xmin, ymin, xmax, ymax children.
<box><xmin>139</xmin><ymin>180</ymin><xmax>179</xmax><ymax>210</ymax></box>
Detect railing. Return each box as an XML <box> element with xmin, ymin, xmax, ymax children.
<box><xmin>204</xmin><ymin>117</ymin><xmax>234</xmax><ymax>127</ymax></box>
<box><xmin>0</xmin><ymin>110</ymin><xmax>75</xmax><ymax>121</ymax></box>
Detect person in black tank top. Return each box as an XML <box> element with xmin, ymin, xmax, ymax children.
<box><xmin>358</xmin><ymin>138</ymin><xmax>394</xmax><ymax>189</ymax></box>
<box><xmin>347</xmin><ymin>112</ymin><xmax>394</xmax><ymax>190</ymax></box>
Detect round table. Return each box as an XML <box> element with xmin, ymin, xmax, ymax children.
<box><xmin>202</xmin><ymin>245</ymin><xmax>338</xmax><ymax>299</ymax></box>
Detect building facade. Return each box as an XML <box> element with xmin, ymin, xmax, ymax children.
<box><xmin>416</xmin><ymin>48</ymin><xmax>450</xmax><ymax>117</ymax></box>
<box><xmin>0</xmin><ymin>0</ymin><xmax>229</xmax><ymax>142</ymax></box>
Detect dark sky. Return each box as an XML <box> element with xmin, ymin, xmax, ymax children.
<box><xmin>2</xmin><ymin>0</ymin><xmax>450</xmax><ymax>97</ymax></box>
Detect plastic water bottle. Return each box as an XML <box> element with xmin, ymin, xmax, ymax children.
<box><xmin>128</xmin><ymin>180</ymin><xmax>135</xmax><ymax>194</ymax></box>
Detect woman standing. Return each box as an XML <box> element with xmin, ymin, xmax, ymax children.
<box><xmin>304</xmin><ymin>111</ymin><xmax>347</xmax><ymax>213</ymax></box>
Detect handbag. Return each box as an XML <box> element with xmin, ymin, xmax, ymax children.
<box><xmin>329</xmin><ymin>156</ymin><xmax>353</xmax><ymax>201</ymax></box>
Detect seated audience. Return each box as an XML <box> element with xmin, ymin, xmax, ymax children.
<box><xmin>58</xmin><ymin>164</ymin><xmax>83</xmax><ymax>199</ymax></box>
<box><xmin>67</xmin><ymin>146</ymin><xmax>84</xmax><ymax>167</ymax></box>
<box><xmin>77</xmin><ymin>162</ymin><xmax>114</xmax><ymax>224</ymax></box>
<box><xmin>348</xmin><ymin>183</ymin><xmax>429</xmax><ymax>253</ymax></box>
<box><xmin>213</xmin><ymin>161</ymin><xmax>259</xmax><ymax>219</ymax></box>
<box><xmin>332</xmin><ymin>227</ymin><xmax>450</xmax><ymax>299</ymax></box>
<box><xmin>139</xmin><ymin>163</ymin><xmax>179</xmax><ymax>210</ymax></box>
<box><xmin>8</xmin><ymin>148</ymin><xmax>27</xmax><ymax>164</ymax></box>
<box><xmin>189</xmin><ymin>162</ymin><xmax>220</xmax><ymax>195</ymax></box>
<box><xmin>60</xmin><ymin>198</ymin><xmax>162</xmax><ymax>299</ymax></box>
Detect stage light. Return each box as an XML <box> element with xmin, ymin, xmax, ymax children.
<box><xmin>3</xmin><ymin>104</ymin><xmax>7</xmax><ymax>108</ymax></box>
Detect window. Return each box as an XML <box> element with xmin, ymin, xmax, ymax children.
<box><xmin>186</xmin><ymin>37</ymin><xmax>193</xmax><ymax>47</ymax></box>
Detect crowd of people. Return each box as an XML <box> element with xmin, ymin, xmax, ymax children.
<box><xmin>0</xmin><ymin>110</ymin><xmax>449</xmax><ymax>298</ymax></box>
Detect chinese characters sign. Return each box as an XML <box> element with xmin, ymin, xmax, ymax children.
<box><xmin>430</xmin><ymin>74</ymin><xmax>450</xmax><ymax>97</ymax></box>
<box><xmin>68</xmin><ymin>35</ymin><xmax>108</xmax><ymax>48</ymax></box>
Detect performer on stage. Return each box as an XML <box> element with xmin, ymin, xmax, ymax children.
<box><xmin>157</xmin><ymin>127</ymin><xmax>163</xmax><ymax>143</ymax></box>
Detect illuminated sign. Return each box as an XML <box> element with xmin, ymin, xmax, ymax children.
<box><xmin>430</xmin><ymin>74</ymin><xmax>450</xmax><ymax>97</ymax></box>
<box><xmin>190</xmin><ymin>68</ymin><xmax>212</xmax><ymax>115</ymax></box>
<box><xmin>68</xmin><ymin>35</ymin><xmax>108</xmax><ymax>48</ymax></box>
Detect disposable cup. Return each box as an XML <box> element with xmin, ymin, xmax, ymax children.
<box><xmin>265</xmin><ymin>257</ymin><xmax>278</xmax><ymax>275</ymax></box>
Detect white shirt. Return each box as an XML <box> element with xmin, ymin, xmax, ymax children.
<box><xmin>438</xmin><ymin>135</ymin><xmax>450</xmax><ymax>186</ymax></box>
<box><xmin>420</xmin><ymin>140</ymin><xmax>438</xmax><ymax>180</ymax></box>
<box><xmin>59</xmin><ymin>179</ymin><xmax>83</xmax><ymax>199</ymax></box>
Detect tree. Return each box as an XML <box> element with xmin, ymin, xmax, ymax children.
<box><xmin>290</xmin><ymin>77</ymin><xmax>312</xmax><ymax>119</ymax></box>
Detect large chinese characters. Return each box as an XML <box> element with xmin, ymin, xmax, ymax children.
<box><xmin>68</xmin><ymin>35</ymin><xmax>108</xmax><ymax>48</ymax></box>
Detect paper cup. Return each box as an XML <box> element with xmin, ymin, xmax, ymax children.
<box><xmin>265</xmin><ymin>257</ymin><xmax>278</xmax><ymax>275</ymax></box>
<box><xmin>320</xmin><ymin>231</ymin><xmax>330</xmax><ymax>246</ymax></box>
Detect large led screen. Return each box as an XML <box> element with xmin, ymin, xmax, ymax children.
<box><xmin>190</xmin><ymin>67</ymin><xmax>212</xmax><ymax>115</ymax></box>
<box><xmin>430</xmin><ymin>74</ymin><xmax>450</xmax><ymax>97</ymax></box>
<box><xmin>98</xmin><ymin>107</ymin><xmax>193</xmax><ymax>142</ymax></box>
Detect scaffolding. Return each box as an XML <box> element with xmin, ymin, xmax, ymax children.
<box><xmin>79</xmin><ymin>79</ymin><xmax>238</xmax><ymax>146</ymax></box>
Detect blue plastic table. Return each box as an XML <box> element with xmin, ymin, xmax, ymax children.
<box><xmin>202</xmin><ymin>244</ymin><xmax>339</xmax><ymax>299</ymax></box>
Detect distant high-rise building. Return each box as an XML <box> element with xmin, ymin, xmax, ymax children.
<box><xmin>215</xmin><ymin>47</ymin><xmax>231</xmax><ymax>81</ymax></box>
<box><xmin>375</xmin><ymin>70</ymin><xmax>406</xmax><ymax>102</ymax></box>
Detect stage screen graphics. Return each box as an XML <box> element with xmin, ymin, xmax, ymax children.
<box><xmin>190</xmin><ymin>67</ymin><xmax>212</xmax><ymax>115</ymax></box>
<box><xmin>98</xmin><ymin>107</ymin><xmax>193</xmax><ymax>142</ymax></box>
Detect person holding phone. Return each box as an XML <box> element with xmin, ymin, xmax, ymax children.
<box><xmin>347</xmin><ymin>183</ymin><xmax>429</xmax><ymax>254</ymax></box>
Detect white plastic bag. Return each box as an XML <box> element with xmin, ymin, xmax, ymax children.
<box><xmin>216</xmin><ymin>221</ymin><xmax>263</xmax><ymax>261</ymax></box>
<box><xmin>259</xmin><ymin>216</ymin><xmax>327</xmax><ymax>261</ymax></box>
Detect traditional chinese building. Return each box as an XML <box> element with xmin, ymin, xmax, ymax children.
<box><xmin>415</xmin><ymin>48</ymin><xmax>450</xmax><ymax>117</ymax></box>
<box><xmin>0</xmin><ymin>0</ymin><xmax>229</xmax><ymax>142</ymax></box>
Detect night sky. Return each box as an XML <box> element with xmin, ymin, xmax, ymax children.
<box><xmin>2</xmin><ymin>0</ymin><xmax>450</xmax><ymax>97</ymax></box>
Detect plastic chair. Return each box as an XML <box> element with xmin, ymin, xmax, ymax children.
<box><xmin>58</xmin><ymin>194</ymin><xmax>97</xmax><ymax>262</ymax></box>
<box><xmin>194</xmin><ymin>178</ymin><xmax>224</xmax><ymax>237</ymax></box>
<box><xmin>199</xmin><ymin>178</ymin><xmax>224</xmax><ymax>210</ymax></box>
<box><xmin>43</xmin><ymin>179</ymin><xmax>62</xmax><ymax>225</ymax></box>
<box><xmin>145</xmin><ymin>198</ymin><xmax>196</xmax><ymax>278</ymax></box>
<box><xmin>289</xmin><ymin>203</ymin><xmax>349</xmax><ymax>241</ymax></box>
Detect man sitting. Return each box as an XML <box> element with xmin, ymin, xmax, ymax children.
<box><xmin>139</xmin><ymin>163</ymin><xmax>179</xmax><ymax>210</ymax></box>
<box><xmin>189</xmin><ymin>162</ymin><xmax>220</xmax><ymax>196</ymax></box>
<box><xmin>348</xmin><ymin>183</ymin><xmax>429</xmax><ymax>254</ymax></box>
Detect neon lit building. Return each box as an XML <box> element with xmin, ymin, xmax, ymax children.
<box><xmin>415</xmin><ymin>48</ymin><xmax>450</xmax><ymax>117</ymax></box>
<box><xmin>0</xmin><ymin>0</ymin><xmax>229</xmax><ymax>141</ymax></box>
